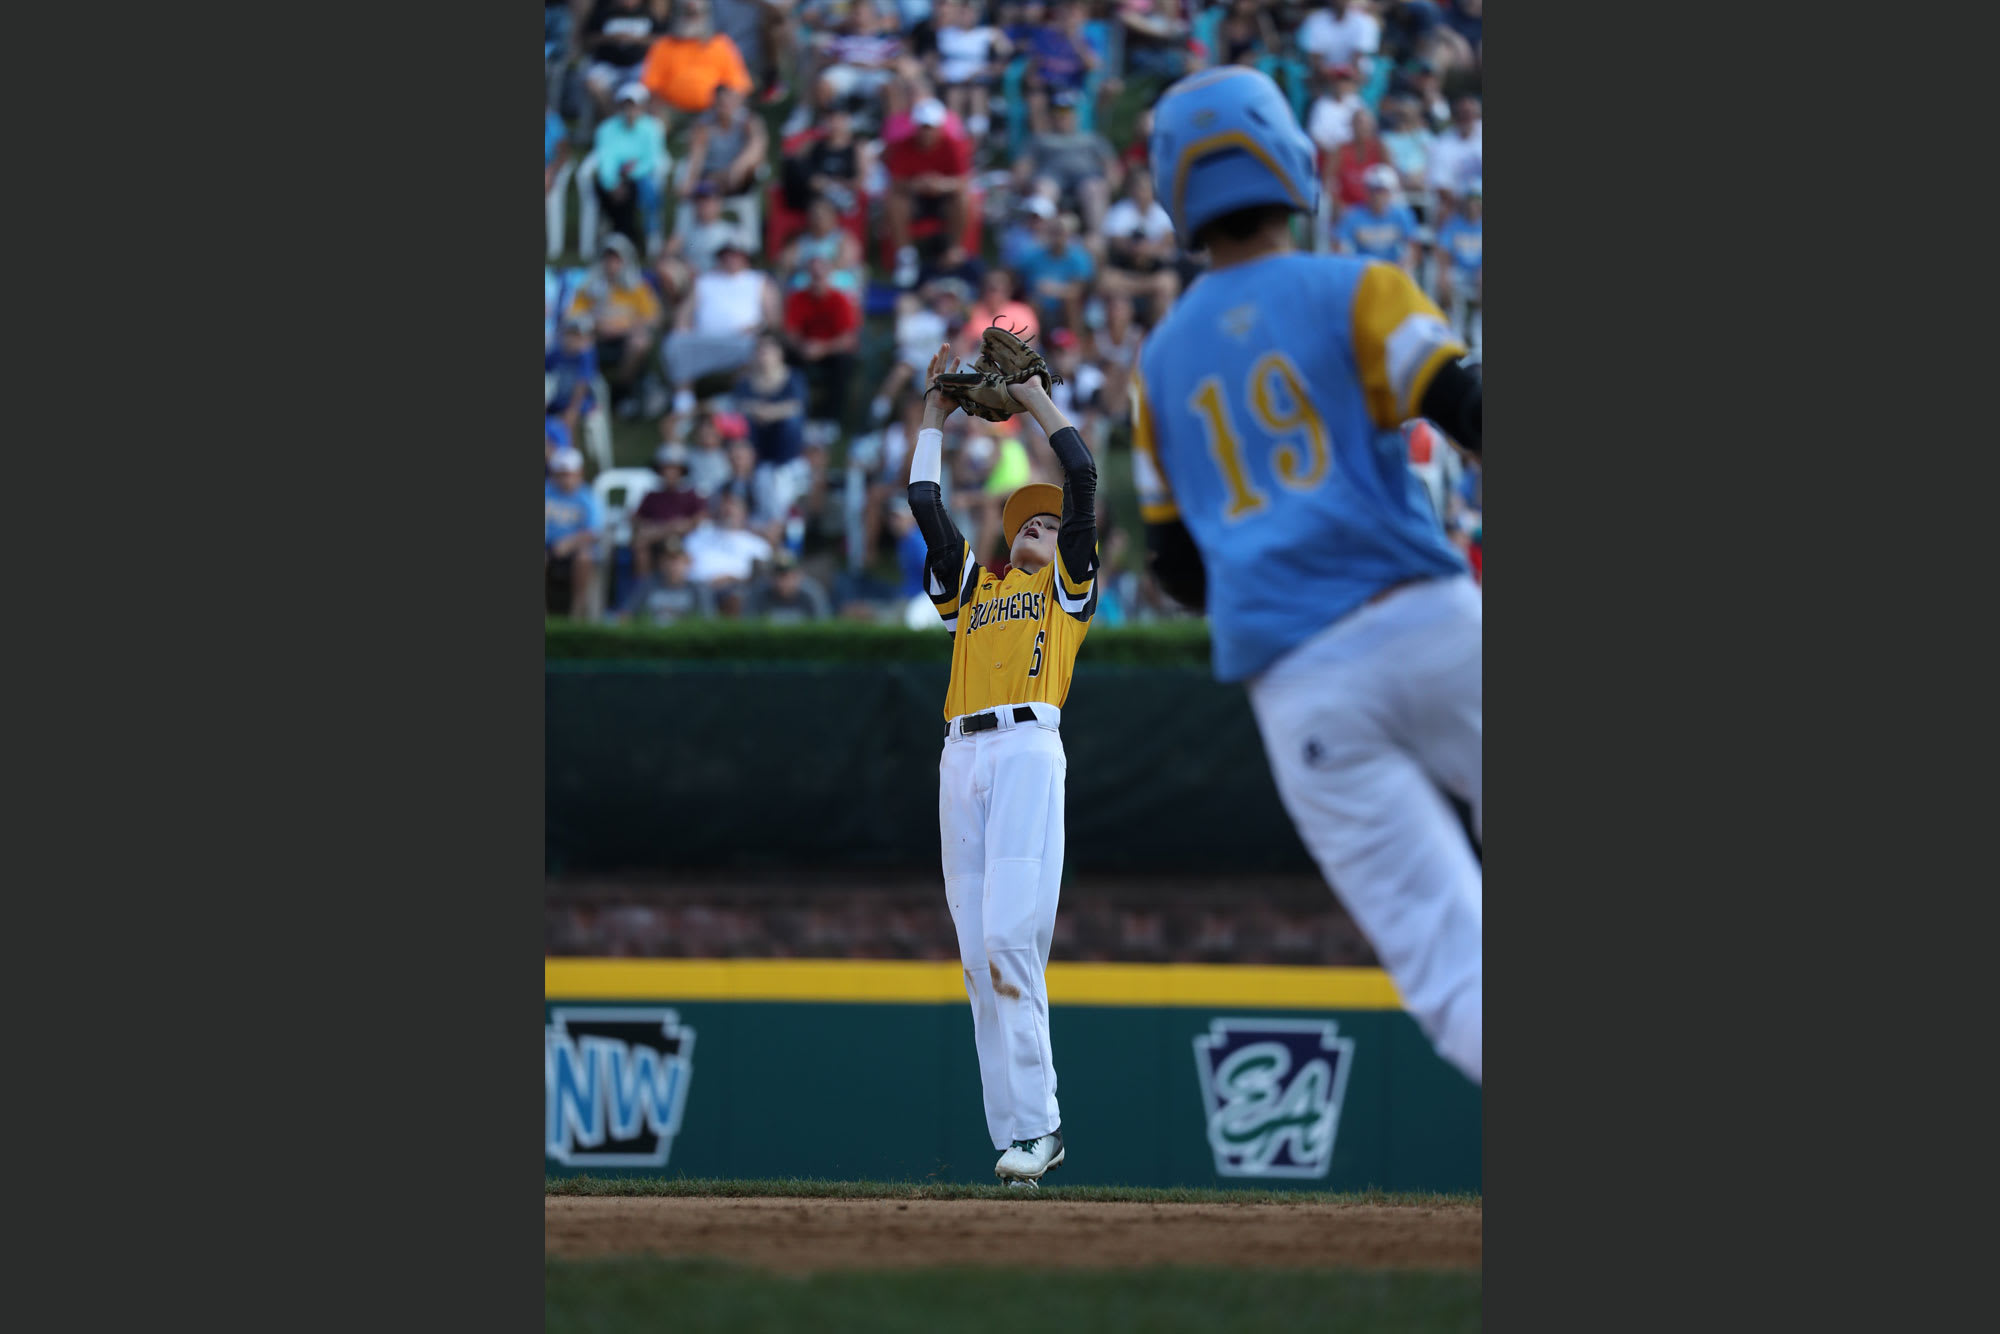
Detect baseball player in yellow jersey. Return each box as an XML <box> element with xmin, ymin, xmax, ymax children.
<box><xmin>908</xmin><ymin>342</ymin><xmax>1098</xmax><ymax>1186</ymax></box>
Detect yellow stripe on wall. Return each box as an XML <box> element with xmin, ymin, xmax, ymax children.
<box><xmin>544</xmin><ymin>958</ymin><xmax>1405</xmax><ymax>1010</ymax></box>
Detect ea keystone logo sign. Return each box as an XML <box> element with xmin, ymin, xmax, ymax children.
<box><xmin>1193</xmin><ymin>1018</ymin><xmax>1355</xmax><ymax>1179</ymax></box>
<box><xmin>545</xmin><ymin>1007</ymin><xmax>696</xmax><ymax>1168</ymax></box>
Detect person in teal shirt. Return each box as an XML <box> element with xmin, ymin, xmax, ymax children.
<box><xmin>1378</xmin><ymin>94</ymin><xmax>1435</xmax><ymax>201</ymax></box>
<box><xmin>1017</xmin><ymin>213</ymin><xmax>1096</xmax><ymax>331</ymax></box>
<box><xmin>592</xmin><ymin>84</ymin><xmax>668</xmax><ymax>252</ymax></box>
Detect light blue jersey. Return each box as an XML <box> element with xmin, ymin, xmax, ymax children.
<box><xmin>1133</xmin><ymin>252</ymin><xmax>1468</xmax><ymax>682</ymax></box>
<box><xmin>1436</xmin><ymin>216</ymin><xmax>1483</xmax><ymax>286</ymax></box>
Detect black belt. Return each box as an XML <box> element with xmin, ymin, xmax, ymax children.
<box><xmin>948</xmin><ymin>706</ymin><xmax>1040</xmax><ymax>739</ymax></box>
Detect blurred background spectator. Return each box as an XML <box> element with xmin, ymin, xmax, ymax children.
<box><xmin>732</xmin><ymin>336</ymin><xmax>820</xmax><ymax>535</ymax></box>
<box><xmin>593</xmin><ymin>84</ymin><xmax>670</xmax><ymax>256</ymax></box>
<box><xmin>1427</xmin><ymin>92</ymin><xmax>1482</xmax><ymax>216</ymax></box>
<box><xmin>1325</xmin><ymin>105</ymin><xmax>1387</xmax><ymax>210</ymax></box>
<box><xmin>663</xmin><ymin>181</ymin><xmax>761</xmax><ymax>303</ymax></box>
<box><xmin>784</xmin><ymin>256</ymin><xmax>863</xmax><ymax>443</ymax></box>
<box><xmin>816</xmin><ymin>0</ymin><xmax>911</xmax><ymax>109</ymax></box>
<box><xmin>616</xmin><ymin>543</ymin><xmax>719</xmax><ymax>624</ymax></box>
<box><xmin>961</xmin><ymin>264</ymin><xmax>1038</xmax><ymax>357</ymax></box>
<box><xmin>684</xmin><ymin>491</ymin><xmax>775</xmax><ymax>612</ymax></box>
<box><xmin>1097</xmin><ymin>171</ymin><xmax>1178</xmax><ymax>318</ymax></box>
<box><xmin>1018</xmin><ymin>211</ymin><xmax>1095</xmax><ymax>334</ymax></box>
<box><xmin>546</xmin><ymin>316</ymin><xmax>601</xmax><ymax>445</ymax></box>
<box><xmin>1432</xmin><ymin>176</ymin><xmax>1480</xmax><ymax>347</ymax></box>
<box><xmin>1333</xmin><ymin>162</ymin><xmax>1418</xmax><ymax>272</ymax></box>
<box><xmin>545</xmin><ymin>447</ymin><xmax>603</xmax><ymax>620</ymax></box>
<box><xmin>664</xmin><ymin>238</ymin><xmax>781</xmax><ymax>396</ymax></box>
<box><xmin>543</xmin><ymin>0</ymin><xmax>1483</xmax><ymax>623</ymax></box>
<box><xmin>1379</xmin><ymin>91</ymin><xmax>1435</xmax><ymax>202</ymax></box>
<box><xmin>684</xmin><ymin>84</ymin><xmax>770</xmax><ymax>200</ymax></box>
<box><xmin>642</xmin><ymin>0</ymin><xmax>755</xmax><ymax>113</ymax></box>
<box><xmin>1020</xmin><ymin>2</ymin><xmax>1098</xmax><ymax>134</ymax></box>
<box><xmin>716</xmin><ymin>435</ymin><xmax>792</xmax><ymax>547</ymax></box>
<box><xmin>885</xmin><ymin>98</ymin><xmax>973</xmax><ymax>288</ymax></box>
<box><xmin>1298</xmin><ymin>1</ymin><xmax>1379</xmax><ymax>79</ymax></box>
<box><xmin>1015</xmin><ymin>90</ymin><xmax>1120</xmax><ymax>235</ymax></box>
<box><xmin>581</xmin><ymin>0</ymin><xmax>667</xmax><ymax>119</ymax></box>
<box><xmin>631</xmin><ymin>443</ymin><xmax>710</xmax><ymax>581</ymax></box>
<box><xmin>780</xmin><ymin>102</ymin><xmax>873</xmax><ymax>216</ymax></box>
<box><xmin>568</xmin><ymin>234</ymin><xmax>663</xmax><ymax>418</ymax></box>
<box><xmin>747</xmin><ymin>549</ymin><xmax>834</xmax><ymax>621</ymax></box>
<box><xmin>931</xmin><ymin>0</ymin><xmax>1010</xmax><ymax>139</ymax></box>
<box><xmin>1117</xmin><ymin>0</ymin><xmax>1189</xmax><ymax>83</ymax></box>
<box><xmin>782</xmin><ymin>198</ymin><xmax>866</xmax><ymax>294</ymax></box>
<box><xmin>1306</xmin><ymin>62</ymin><xmax>1364</xmax><ymax>154</ymax></box>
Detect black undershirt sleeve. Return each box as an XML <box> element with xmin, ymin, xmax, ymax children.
<box><xmin>1145</xmin><ymin>518</ymin><xmax>1207</xmax><ymax>612</ymax></box>
<box><xmin>907</xmin><ymin>480</ymin><xmax>967</xmax><ymax>589</ymax></box>
<box><xmin>1418</xmin><ymin>359</ymin><xmax>1482</xmax><ymax>458</ymax></box>
<box><xmin>1048</xmin><ymin>425</ymin><xmax>1098</xmax><ymax>581</ymax></box>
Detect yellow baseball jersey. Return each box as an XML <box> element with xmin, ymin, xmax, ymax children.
<box><xmin>928</xmin><ymin>538</ymin><xmax>1097</xmax><ymax>719</ymax></box>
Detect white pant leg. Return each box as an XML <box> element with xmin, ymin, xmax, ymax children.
<box><xmin>980</xmin><ymin>727</ymin><xmax>1066</xmax><ymax>1142</ymax></box>
<box><xmin>940</xmin><ymin>739</ymin><xmax>1011</xmax><ymax>1149</ymax></box>
<box><xmin>1249</xmin><ymin>587</ymin><xmax>1483</xmax><ymax>1086</ymax></box>
<box><xmin>1392</xmin><ymin>578</ymin><xmax>1483</xmax><ymax>841</ymax></box>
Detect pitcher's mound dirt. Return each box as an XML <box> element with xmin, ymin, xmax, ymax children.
<box><xmin>545</xmin><ymin>1197</ymin><xmax>1481</xmax><ymax>1271</ymax></box>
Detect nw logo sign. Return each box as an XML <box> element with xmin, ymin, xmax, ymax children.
<box><xmin>545</xmin><ymin>1007</ymin><xmax>696</xmax><ymax>1169</ymax></box>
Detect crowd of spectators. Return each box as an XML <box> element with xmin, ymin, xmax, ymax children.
<box><xmin>547</xmin><ymin>876</ymin><xmax>1382</xmax><ymax>964</ymax></box>
<box><xmin>547</xmin><ymin>0</ymin><xmax>1483</xmax><ymax>625</ymax></box>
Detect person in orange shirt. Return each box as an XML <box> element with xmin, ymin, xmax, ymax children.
<box><xmin>957</xmin><ymin>268</ymin><xmax>1040</xmax><ymax>360</ymax></box>
<box><xmin>639</xmin><ymin>1</ymin><xmax>753</xmax><ymax>116</ymax></box>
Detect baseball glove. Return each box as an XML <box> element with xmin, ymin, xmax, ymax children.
<box><xmin>928</xmin><ymin>322</ymin><xmax>1064</xmax><ymax>422</ymax></box>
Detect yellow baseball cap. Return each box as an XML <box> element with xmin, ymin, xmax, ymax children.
<box><xmin>1002</xmin><ymin>483</ymin><xmax>1065</xmax><ymax>547</ymax></box>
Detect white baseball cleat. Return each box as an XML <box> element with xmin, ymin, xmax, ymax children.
<box><xmin>995</xmin><ymin>1129</ymin><xmax>1065</xmax><ymax>1184</ymax></box>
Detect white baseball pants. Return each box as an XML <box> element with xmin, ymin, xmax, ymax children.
<box><xmin>1247</xmin><ymin>576</ymin><xmax>1484</xmax><ymax>1085</ymax></box>
<box><xmin>939</xmin><ymin>702</ymin><xmax>1067</xmax><ymax>1149</ymax></box>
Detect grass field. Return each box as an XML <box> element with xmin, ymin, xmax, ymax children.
<box><xmin>546</xmin><ymin>1258</ymin><xmax>1482</xmax><ymax>1334</ymax></box>
<box><xmin>546</xmin><ymin>1178</ymin><xmax>1482</xmax><ymax>1333</ymax></box>
<box><xmin>546</xmin><ymin>1175</ymin><xmax>1480</xmax><ymax>1207</ymax></box>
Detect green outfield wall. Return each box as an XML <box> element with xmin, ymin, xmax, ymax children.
<box><xmin>546</xmin><ymin>662</ymin><xmax>1315</xmax><ymax>875</ymax></box>
<box><xmin>545</xmin><ymin>960</ymin><xmax>1481</xmax><ymax>1192</ymax></box>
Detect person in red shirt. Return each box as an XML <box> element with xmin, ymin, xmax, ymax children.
<box><xmin>884</xmin><ymin>98</ymin><xmax>973</xmax><ymax>288</ymax></box>
<box><xmin>783</xmin><ymin>255</ymin><xmax>862</xmax><ymax>440</ymax></box>
<box><xmin>1327</xmin><ymin>106</ymin><xmax>1391</xmax><ymax>210</ymax></box>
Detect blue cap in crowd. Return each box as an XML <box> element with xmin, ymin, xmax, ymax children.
<box><xmin>546</xmin><ymin>419</ymin><xmax>571</xmax><ymax>450</ymax></box>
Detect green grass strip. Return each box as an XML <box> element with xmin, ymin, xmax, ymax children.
<box><xmin>546</xmin><ymin>1258</ymin><xmax>1482</xmax><ymax>1334</ymax></box>
<box><xmin>546</xmin><ymin>1175</ymin><xmax>1478</xmax><ymax>1207</ymax></box>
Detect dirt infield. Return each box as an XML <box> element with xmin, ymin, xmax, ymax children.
<box><xmin>545</xmin><ymin>1197</ymin><xmax>1482</xmax><ymax>1272</ymax></box>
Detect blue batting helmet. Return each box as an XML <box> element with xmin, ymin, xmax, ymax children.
<box><xmin>1150</xmin><ymin>66</ymin><xmax>1320</xmax><ymax>248</ymax></box>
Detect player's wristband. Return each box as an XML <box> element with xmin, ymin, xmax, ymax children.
<box><xmin>913</xmin><ymin>427</ymin><xmax>944</xmax><ymax>486</ymax></box>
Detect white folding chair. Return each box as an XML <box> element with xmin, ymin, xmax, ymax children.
<box><xmin>576</xmin><ymin>152</ymin><xmax>601</xmax><ymax>257</ymax></box>
<box><xmin>591</xmin><ymin>467</ymin><xmax>662</xmax><ymax>552</ymax></box>
<box><xmin>582</xmin><ymin>375</ymin><xmax>616</xmax><ymax>475</ymax></box>
<box><xmin>546</xmin><ymin>158</ymin><xmax>578</xmax><ymax>261</ymax></box>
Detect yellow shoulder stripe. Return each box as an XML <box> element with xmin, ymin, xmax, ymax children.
<box><xmin>1350</xmin><ymin>262</ymin><xmax>1465</xmax><ymax>428</ymax></box>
